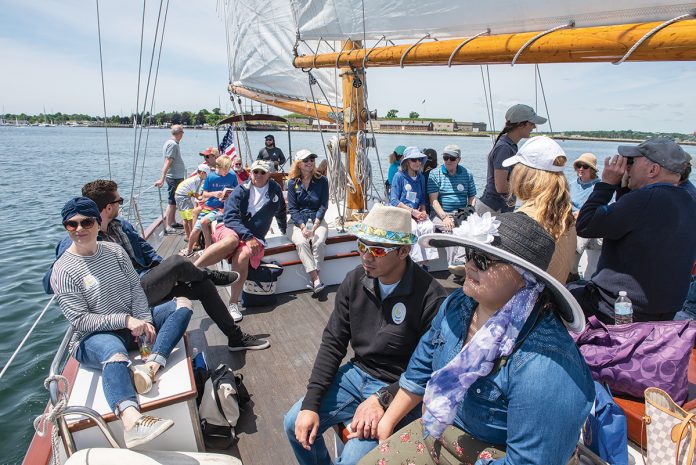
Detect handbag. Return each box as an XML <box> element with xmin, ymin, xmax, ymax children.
<box><xmin>199</xmin><ymin>364</ymin><xmax>250</xmax><ymax>449</ymax></box>
<box><xmin>583</xmin><ymin>382</ymin><xmax>629</xmax><ymax>465</ymax></box>
<box><xmin>643</xmin><ymin>387</ymin><xmax>696</xmax><ymax>465</ymax></box>
<box><xmin>241</xmin><ymin>260</ymin><xmax>284</xmax><ymax>307</ymax></box>
<box><xmin>574</xmin><ymin>316</ymin><xmax>696</xmax><ymax>404</ymax></box>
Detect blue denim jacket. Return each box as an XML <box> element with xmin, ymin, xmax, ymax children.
<box><xmin>400</xmin><ymin>289</ymin><xmax>594</xmax><ymax>465</ymax></box>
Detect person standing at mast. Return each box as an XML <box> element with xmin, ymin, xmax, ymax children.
<box><xmin>257</xmin><ymin>134</ymin><xmax>286</xmax><ymax>172</ymax></box>
<box><xmin>155</xmin><ymin>124</ymin><xmax>187</xmax><ymax>233</ymax></box>
<box><xmin>477</xmin><ymin>104</ymin><xmax>546</xmax><ymax>214</ymax></box>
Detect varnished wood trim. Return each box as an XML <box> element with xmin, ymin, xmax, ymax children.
<box><xmin>280</xmin><ymin>251</ymin><xmax>360</xmax><ymax>268</ymax></box>
<box><xmin>265</xmin><ymin>234</ymin><xmax>356</xmax><ymax>256</ymax></box>
<box><xmin>143</xmin><ymin>215</ymin><xmax>165</xmax><ymax>241</ymax></box>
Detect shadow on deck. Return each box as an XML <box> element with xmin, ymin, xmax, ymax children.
<box><xmin>158</xmin><ymin>231</ymin><xmax>459</xmax><ymax>465</ymax></box>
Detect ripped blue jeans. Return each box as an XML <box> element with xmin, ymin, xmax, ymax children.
<box><xmin>74</xmin><ymin>300</ymin><xmax>192</xmax><ymax>415</ymax></box>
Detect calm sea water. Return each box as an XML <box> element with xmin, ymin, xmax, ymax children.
<box><xmin>0</xmin><ymin>126</ymin><xmax>693</xmax><ymax>463</ymax></box>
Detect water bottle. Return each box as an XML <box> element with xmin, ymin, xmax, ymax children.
<box><xmin>614</xmin><ymin>291</ymin><xmax>633</xmax><ymax>325</ymax></box>
<box><xmin>138</xmin><ymin>334</ymin><xmax>152</xmax><ymax>358</ymax></box>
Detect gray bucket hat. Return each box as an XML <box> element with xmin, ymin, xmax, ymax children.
<box><xmin>617</xmin><ymin>137</ymin><xmax>689</xmax><ymax>174</ymax></box>
<box><xmin>419</xmin><ymin>212</ymin><xmax>585</xmax><ymax>333</ymax></box>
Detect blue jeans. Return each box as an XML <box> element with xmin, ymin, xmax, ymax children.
<box><xmin>675</xmin><ymin>276</ymin><xmax>696</xmax><ymax>320</ymax></box>
<box><xmin>284</xmin><ymin>362</ymin><xmax>416</xmax><ymax>465</ymax></box>
<box><xmin>75</xmin><ymin>300</ymin><xmax>192</xmax><ymax>415</ymax></box>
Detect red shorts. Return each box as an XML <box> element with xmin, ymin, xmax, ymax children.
<box><xmin>212</xmin><ymin>224</ymin><xmax>265</xmax><ymax>269</ymax></box>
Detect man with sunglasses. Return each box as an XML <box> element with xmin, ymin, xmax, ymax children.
<box><xmin>43</xmin><ymin>179</ymin><xmax>269</xmax><ymax>352</ymax></box>
<box><xmin>194</xmin><ymin>160</ymin><xmax>287</xmax><ymax>322</ymax></box>
<box><xmin>198</xmin><ymin>146</ymin><xmax>219</xmax><ymax>170</ymax></box>
<box><xmin>257</xmin><ymin>134</ymin><xmax>286</xmax><ymax>173</ymax></box>
<box><xmin>285</xmin><ymin>204</ymin><xmax>446</xmax><ymax>465</ymax></box>
<box><xmin>568</xmin><ymin>138</ymin><xmax>696</xmax><ymax>322</ymax></box>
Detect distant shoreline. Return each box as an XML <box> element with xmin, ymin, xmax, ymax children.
<box><xmin>4</xmin><ymin>123</ymin><xmax>695</xmax><ymax>146</ymax></box>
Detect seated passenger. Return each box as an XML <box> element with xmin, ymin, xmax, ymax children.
<box><xmin>287</xmin><ymin>150</ymin><xmax>330</xmax><ymax>293</ymax></box>
<box><xmin>199</xmin><ymin>146</ymin><xmax>219</xmax><ymax>169</ymax></box>
<box><xmin>231</xmin><ymin>155</ymin><xmax>249</xmax><ymax>184</ymax></box>
<box><xmin>284</xmin><ymin>204</ymin><xmax>447</xmax><ymax>465</ymax></box>
<box><xmin>568</xmin><ymin>138</ymin><xmax>696</xmax><ymax>322</ymax></box>
<box><xmin>175</xmin><ymin>163</ymin><xmax>209</xmax><ymax>240</ymax></box>
<box><xmin>504</xmin><ymin>136</ymin><xmax>576</xmax><ymax>283</ymax></box>
<box><xmin>385</xmin><ymin>145</ymin><xmax>405</xmax><ymax>196</ymax></box>
<box><xmin>194</xmin><ymin>160</ymin><xmax>287</xmax><ymax>323</ymax></box>
<box><xmin>390</xmin><ymin>147</ymin><xmax>438</xmax><ymax>268</ymax></box>
<box><xmin>570</xmin><ymin>153</ymin><xmax>602</xmax><ymax>279</ymax></box>
<box><xmin>50</xmin><ymin>197</ymin><xmax>192</xmax><ymax>448</ymax></box>
<box><xmin>360</xmin><ymin>212</ymin><xmax>593</xmax><ymax>465</ymax></box>
<box><xmin>184</xmin><ymin>156</ymin><xmax>238</xmax><ymax>255</ymax></box>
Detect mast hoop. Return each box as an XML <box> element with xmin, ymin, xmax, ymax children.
<box><xmin>613</xmin><ymin>11</ymin><xmax>696</xmax><ymax>65</ymax></box>
<box><xmin>400</xmin><ymin>33</ymin><xmax>433</xmax><ymax>68</ymax></box>
<box><xmin>511</xmin><ymin>21</ymin><xmax>575</xmax><ymax>66</ymax></box>
<box><xmin>335</xmin><ymin>39</ymin><xmax>352</xmax><ymax>69</ymax></box>
<box><xmin>448</xmin><ymin>29</ymin><xmax>490</xmax><ymax>67</ymax></box>
<box><xmin>363</xmin><ymin>35</ymin><xmax>386</xmax><ymax>68</ymax></box>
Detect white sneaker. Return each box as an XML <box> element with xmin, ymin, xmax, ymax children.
<box><xmin>123</xmin><ymin>415</ymin><xmax>174</xmax><ymax>448</ymax></box>
<box><xmin>228</xmin><ymin>302</ymin><xmax>243</xmax><ymax>322</ymax></box>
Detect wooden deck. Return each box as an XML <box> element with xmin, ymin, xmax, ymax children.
<box><xmin>158</xmin><ymin>230</ymin><xmax>459</xmax><ymax>465</ymax></box>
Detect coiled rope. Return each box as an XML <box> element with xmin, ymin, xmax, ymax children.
<box><xmin>33</xmin><ymin>375</ymin><xmax>69</xmax><ymax>465</ymax></box>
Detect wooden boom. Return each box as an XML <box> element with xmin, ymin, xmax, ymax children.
<box><xmin>229</xmin><ymin>84</ymin><xmax>337</xmax><ymax>122</ymax></box>
<box><xmin>293</xmin><ymin>19</ymin><xmax>696</xmax><ymax>69</ymax></box>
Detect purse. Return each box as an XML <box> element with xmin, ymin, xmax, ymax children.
<box><xmin>574</xmin><ymin>317</ymin><xmax>696</xmax><ymax>404</ymax></box>
<box><xmin>643</xmin><ymin>387</ymin><xmax>696</xmax><ymax>465</ymax></box>
<box><xmin>583</xmin><ymin>381</ymin><xmax>629</xmax><ymax>465</ymax></box>
<box><xmin>241</xmin><ymin>260</ymin><xmax>284</xmax><ymax>307</ymax></box>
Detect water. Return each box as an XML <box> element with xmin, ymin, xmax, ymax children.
<box><xmin>0</xmin><ymin>125</ymin><xmax>693</xmax><ymax>463</ymax></box>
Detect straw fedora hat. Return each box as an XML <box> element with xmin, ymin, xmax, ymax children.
<box><xmin>573</xmin><ymin>153</ymin><xmax>598</xmax><ymax>172</ymax></box>
<box><xmin>349</xmin><ymin>204</ymin><xmax>416</xmax><ymax>245</ymax></box>
<box><xmin>419</xmin><ymin>212</ymin><xmax>585</xmax><ymax>333</ymax></box>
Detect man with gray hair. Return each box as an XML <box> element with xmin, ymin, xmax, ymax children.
<box><xmin>155</xmin><ymin>124</ymin><xmax>187</xmax><ymax>233</ymax></box>
<box><xmin>568</xmin><ymin>138</ymin><xmax>696</xmax><ymax>322</ymax></box>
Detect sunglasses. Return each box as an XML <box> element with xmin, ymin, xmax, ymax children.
<box><xmin>408</xmin><ymin>158</ymin><xmax>423</xmax><ymax>163</ymax></box>
<box><xmin>63</xmin><ymin>217</ymin><xmax>97</xmax><ymax>231</ymax></box>
<box><xmin>252</xmin><ymin>169</ymin><xmax>268</xmax><ymax>175</ymax></box>
<box><xmin>466</xmin><ymin>249</ymin><xmax>503</xmax><ymax>272</ymax></box>
<box><xmin>357</xmin><ymin>239</ymin><xmax>399</xmax><ymax>258</ymax></box>
<box><xmin>109</xmin><ymin>197</ymin><xmax>124</xmax><ymax>205</ymax></box>
<box><xmin>302</xmin><ymin>158</ymin><xmax>316</xmax><ymax>163</ymax></box>
<box><xmin>575</xmin><ymin>163</ymin><xmax>591</xmax><ymax>170</ymax></box>
<box><xmin>443</xmin><ymin>155</ymin><xmax>458</xmax><ymax>162</ymax></box>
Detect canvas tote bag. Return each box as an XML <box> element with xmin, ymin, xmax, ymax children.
<box><xmin>644</xmin><ymin>387</ymin><xmax>696</xmax><ymax>465</ymax></box>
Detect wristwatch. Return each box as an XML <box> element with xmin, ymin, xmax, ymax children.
<box><xmin>373</xmin><ymin>387</ymin><xmax>393</xmax><ymax>410</ymax></box>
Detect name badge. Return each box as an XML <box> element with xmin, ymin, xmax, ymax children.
<box><xmin>83</xmin><ymin>274</ymin><xmax>99</xmax><ymax>290</ymax></box>
<box><xmin>392</xmin><ymin>302</ymin><xmax>406</xmax><ymax>325</ymax></box>
<box><xmin>457</xmin><ymin>184</ymin><xmax>464</xmax><ymax>192</ymax></box>
<box><xmin>406</xmin><ymin>191</ymin><xmax>418</xmax><ymax>203</ymax></box>
<box><xmin>272</xmin><ymin>194</ymin><xmax>279</xmax><ymax>203</ymax></box>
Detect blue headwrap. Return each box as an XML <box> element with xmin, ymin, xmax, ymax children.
<box><xmin>61</xmin><ymin>197</ymin><xmax>102</xmax><ymax>224</ymax></box>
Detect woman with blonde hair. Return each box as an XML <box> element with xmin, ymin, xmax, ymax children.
<box><xmin>287</xmin><ymin>149</ymin><xmax>330</xmax><ymax>293</ymax></box>
<box><xmin>503</xmin><ymin>136</ymin><xmax>576</xmax><ymax>283</ymax></box>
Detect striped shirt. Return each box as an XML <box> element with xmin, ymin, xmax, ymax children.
<box><xmin>50</xmin><ymin>241</ymin><xmax>151</xmax><ymax>355</ymax></box>
<box><xmin>427</xmin><ymin>164</ymin><xmax>477</xmax><ymax>213</ymax></box>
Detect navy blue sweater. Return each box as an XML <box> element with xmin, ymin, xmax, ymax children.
<box><xmin>287</xmin><ymin>176</ymin><xmax>329</xmax><ymax>226</ymax></box>
<box><xmin>223</xmin><ymin>179</ymin><xmax>287</xmax><ymax>241</ymax></box>
<box><xmin>576</xmin><ymin>181</ymin><xmax>696</xmax><ymax>320</ymax></box>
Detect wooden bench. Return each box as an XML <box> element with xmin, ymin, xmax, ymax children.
<box><xmin>613</xmin><ymin>348</ymin><xmax>696</xmax><ymax>446</ymax></box>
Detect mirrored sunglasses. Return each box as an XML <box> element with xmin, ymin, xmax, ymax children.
<box><xmin>357</xmin><ymin>239</ymin><xmax>399</xmax><ymax>258</ymax></box>
<box><xmin>466</xmin><ymin>249</ymin><xmax>503</xmax><ymax>272</ymax></box>
<box><xmin>63</xmin><ymin>217</ymin><xmax>97</xmax><ymax>231</ymax></box>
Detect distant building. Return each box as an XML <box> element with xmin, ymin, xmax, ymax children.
<box><xmin>454</xmin><ymin>121</ymin><xmax>487</xmax><ymax>132</ymax></box>
<box><xmin>312</xmin><ymin>119</ymin><xmax>338</xmax><ymax>130</ymax></box>
<box><xmin>287</xmin><ymin>115</ymin><xmax>312</xmax><ymax>125</ymax></box>
<box><xmin>432</xmin><ymin>121</ymin><xmax>454</xmax><ymax>131</ymax></box>
<box><xmin>378</xmin><ymin>119</ymin><xmax>434</xmax><ymax>132</ymax></box>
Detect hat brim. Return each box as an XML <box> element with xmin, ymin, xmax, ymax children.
<box><xmin>617</xmin><ymin>146</ymin><xmax>643</xmax><ymax>158</ymax></box>
<box><xmin>297</xmin><ymin>153</ymin><xmax>318</xmax><ymax>161</ymax></box>
<box><xmin>501</xmin><ymin>154</ymin><xmax>565</xmax><ymax>173</ymax></box>
<box><xmin>529</xmin><ymin>115</ymin><xmax>547</xmax><ymax>125</ymax></box>
<box><xmin>443</xmin><ymin>151</ymin><xmax>461</xmax><ymax>158</ymax></box>
<box><xmin>418</xmin><ymin>233</ymin><xmax>585</xmax><ymax>333</ymax></box>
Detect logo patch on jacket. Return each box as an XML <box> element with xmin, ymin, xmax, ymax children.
<box><xmin>391</xmin><ymin>302</ymin><xmax>406</xmax><ymax>324</ymax></box>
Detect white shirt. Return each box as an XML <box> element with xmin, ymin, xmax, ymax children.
<box><xmin>248</xmin><ymin>184</ymin><xmax>269</xmax><ymax>217</ymax></box>
<box><xmin>378</xmin><ymin>279</ymin><xmax>400</xmax><ymax>299</ymax></box>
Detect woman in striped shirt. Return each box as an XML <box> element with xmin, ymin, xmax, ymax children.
<box><xmin>50</xmin><ymin>197</ymin><xmax>192</xmax><ymax>449</ymax></box>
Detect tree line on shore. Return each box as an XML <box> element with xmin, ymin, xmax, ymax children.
<box><xmin>2</xmin><ymin>108</ymin><xmax>230</xmax><ymax>126</ymax></box>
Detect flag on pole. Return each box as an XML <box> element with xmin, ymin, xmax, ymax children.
<box><xmin>421</xmin><ymin>99</ymin><xmax>426</xmax><ymax>104</ymax></box>
<box><xmin>219</xmin><ymin>126</ymin><xmax>236</xmax><ymax>157</ymax></box>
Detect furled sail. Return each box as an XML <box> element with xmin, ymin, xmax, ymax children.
<box><xmin>290</xmin><ymin>0</ymin><xmax>696</xmax><ymax>40</ymax></box>
<box><xmin>222</xmin><ymin>0</ymin><xmax>340</xmax><ymax>109</ymax></box>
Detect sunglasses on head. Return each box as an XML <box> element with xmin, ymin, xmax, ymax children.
<box><xmin>109</xmin><ymin>197</ymin><xmax>124</xmax><ymax>205</ymax></box>
<box><xmin>357</xmin><ymin>239</ymin><xmax>399</xmax><ymax>258</ymax></box>
<box><xmin>575</xmin><ymin>163</ymin><xmax>591</xmax><ymax>170</ymax></box>
<box><xmin>63</xmin><ymin>217</ymin><xmax>97</xmax><ymax>231</ymax></box>
<box><xmin>466</xmin><ymin>249</ymin><xmax>503</xmax><ymax>272</ymax></box>
<box><xmin>443</xmin><ymin>155</ymin><xmax>458</xmax><ymax>162</ymax></box>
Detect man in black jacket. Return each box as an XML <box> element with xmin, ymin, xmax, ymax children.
<box><xmin>284</xmin><ymin>204</ymin><xmax>447</xmax><ymax>465</ymax></box>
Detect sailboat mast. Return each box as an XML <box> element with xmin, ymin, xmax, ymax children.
<box><xmin>341</xmin><ymin>40</ymin><xmax>367</xmax><ymax>212</ymax></box>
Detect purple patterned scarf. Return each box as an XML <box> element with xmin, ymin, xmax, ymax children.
<box><xmin>422</xmin><ymin>271</ymin><xmax>544</xmax><ymax>438</ymax></box>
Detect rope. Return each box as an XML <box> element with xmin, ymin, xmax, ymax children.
<box><xmin>511</xmin><ymin>21</ymin><xmax>574</xmax><ymax>66</ymax></box>
<box><xmin>130</xmin><ymin>0</ymin><xmax>147</xmax><ymax>218</ymax></box>
<box><xmin>479</xmin><ymin>65</ymin><xmax>495</xmax><ymax>142</ymax></box>
<box><xmin>33</xmin><ymin>375</ymin><xmax>70</xmax><ymax>465</ymax></box>
<box><xmin>614</xmin><ymin>13</ymin><xmax>696</xmax><ymax>65</ymax></box>
<box><xmin>536</xmin><ymin>65</ymin><xmax>554</xmax><ymax>134</ymax></box>
<box><xmin>95</xmin><ymin>0</ymin><xmax>111</xmax><ymax>180</ymax></box>
<box><xmin>0</xmin><ymin>296</ymin><xmax>55</xmax><ymax>380</ymax></box>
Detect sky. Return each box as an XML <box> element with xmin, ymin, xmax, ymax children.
<box><xmin>1</xmin><ymin>0</ymin><xmax>695</xmax><ymax>133</ymax></box>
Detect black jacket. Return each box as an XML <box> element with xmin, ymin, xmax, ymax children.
<box><xmin>301</xmin><ymin>259</ymin><xmax>447</xmax><ymax>412</ymax></box>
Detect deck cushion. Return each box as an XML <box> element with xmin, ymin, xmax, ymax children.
<box><xmin>65</xmin><ymin>448</ymin><xmax>242</xmax><ymax>465</ymax></box>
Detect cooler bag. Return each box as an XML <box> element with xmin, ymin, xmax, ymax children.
<box><xmin>241</xmin><ymin>261</ymin><xmax>284</xmax><ymax>307</ymax></box>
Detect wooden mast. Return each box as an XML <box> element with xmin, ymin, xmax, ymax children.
<box><xmin>341</xmin><ymin>40</ymin><xmax>367</xmax><ymax>212</ymax></box>
<box><xmin>229</xmin><ymin>84</ymin><xmax>336</xmax><ymax>122</ymax></box>
<box><xmin>294</xmin><ymin>20</ymin><xmax>696</xmax><ymax>68</ymax></box>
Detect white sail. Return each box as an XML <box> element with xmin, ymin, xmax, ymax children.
<box><xmin>290</xmin><ymin>0</ymin><xmax>695</xmax><ymax>40</ymax></box>
<box><xmin>222</xmin><ymin>0</ymin><xmax>340</xmax><ymax>108</ymax></box>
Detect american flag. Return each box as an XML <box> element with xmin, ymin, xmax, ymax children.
<box><xmin>219</xmin><ymin>126</ymin><xmax>236</xmax><ymax>157</ymax></box>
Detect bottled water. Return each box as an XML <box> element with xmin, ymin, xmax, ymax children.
<box><xmin>614</xmin><ymin>291</ymin><xmax>633</xmax><ymax>325</ymax></box>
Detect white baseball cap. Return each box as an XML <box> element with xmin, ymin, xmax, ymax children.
<box><xmin>502</xmin><ymin>136</ymin><xmax>566</xmax><ymax>172</ymax></box>
<box><xmin>197</xmin><ymin>163</ymin><xmax>211</xmax><ymax>174</ymax></box>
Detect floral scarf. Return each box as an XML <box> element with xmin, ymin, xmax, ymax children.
<box><xmin>422</xmin><ymin>270</ymin><xmax>544</xmax><ymax>439</ymax></box>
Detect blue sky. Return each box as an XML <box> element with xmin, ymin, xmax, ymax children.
<box><xmin>1</xmin><ymin>0</ymin><xmax>695</xmax><ymax>133</ymax></box>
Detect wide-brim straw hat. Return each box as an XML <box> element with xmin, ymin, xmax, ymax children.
<box><xmin>419</xmin><ymin>212</ymin><xmax>585</xmax><ymax>333</ymax></box>
<box><xmin>349</xmin><ymin>204</ymin><xmax>416</xmax><ymax>245</ymax></box>
<box><xmin>573</xmin><ymin>153</ymin><xmax>598</xmax><ymax>171</ymax></box>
